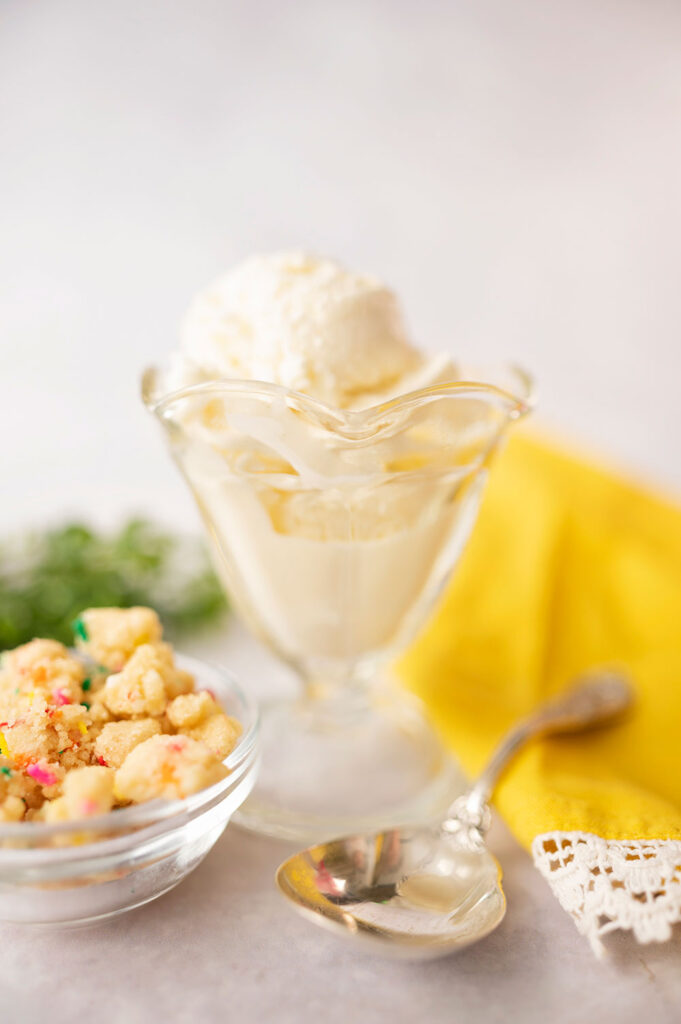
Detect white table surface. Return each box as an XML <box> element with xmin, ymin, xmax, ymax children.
<box><xmin>2</xmin><ymin>1</ymin><xmax>681</xmax><ymax>1021</ymax></box>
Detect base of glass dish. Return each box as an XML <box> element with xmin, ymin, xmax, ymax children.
<box><xmin>233</xmin><ymin>686</ymin><xmax>464</xmax><ymax>843</ymax></box>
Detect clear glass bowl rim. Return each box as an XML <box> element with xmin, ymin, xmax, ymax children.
<box><xmin>0</xmin><ymin>654</ymin><xmax>259</xmax><ymax>850</ymax></box>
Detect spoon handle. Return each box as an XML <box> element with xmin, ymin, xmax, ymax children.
<box><xmin>445</xmin><ymin>672</ymin><xmax>633</xmax><ymax>832</ymax></box>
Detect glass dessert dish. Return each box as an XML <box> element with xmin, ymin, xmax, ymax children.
<box><xmin>142</xmin><ymin>365</ymin><xmax>533</xmax><ymax>842</ymax></box>
<box><xmin>0</xmin><ymin>657</ymin><xmax>258</xmax><ymax>926</ymax></box>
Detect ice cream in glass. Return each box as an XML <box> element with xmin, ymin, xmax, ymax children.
<box><xmin>142</xmin><ymin>252</ymin><xmax>533</xmax><ymax>840</ymax></box>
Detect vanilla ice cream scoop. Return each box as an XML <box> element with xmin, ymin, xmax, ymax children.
<box><xmin>166</xmin><ymin>252</ymin><xmax>450</xmax><ymax>409</ymax></box>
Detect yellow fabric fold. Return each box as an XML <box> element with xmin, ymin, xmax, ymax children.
<box><xmin>399</xmin><ymin>432</ymin><xmax>681</xmax><ymax>849</ymax></box>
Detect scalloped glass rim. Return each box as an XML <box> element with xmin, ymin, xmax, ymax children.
<box><xmin>142</xmin><ymin>364</ymin><xmax>535</xmax><ymax>439</ymax></box>
<box><xmin>0</xmin><ymin>654</ymin><xmax>259</xmax><ymax>845</ymax></box>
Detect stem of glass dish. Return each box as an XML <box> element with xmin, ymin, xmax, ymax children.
<box><xmin>297</xmin><ymin>657</ymin><xmax>379</xmax><ymax>726</ymax></box>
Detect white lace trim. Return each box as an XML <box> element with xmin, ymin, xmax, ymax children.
<box><xmin>531</xmin><ymin>832</ymin><xmax>681</xmax><ymax>956</ymax></box>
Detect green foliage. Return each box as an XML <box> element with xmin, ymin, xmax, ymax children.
<box><xmin>0</xmin><ymin>519</ymin><xmax>228</xmax><ymax>651</ymax></box>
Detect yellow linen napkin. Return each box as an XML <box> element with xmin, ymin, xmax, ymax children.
<box><xmin>399</xmin><ymin>431</ymin><xmax>681</xmax><ymax>953</ymax></box>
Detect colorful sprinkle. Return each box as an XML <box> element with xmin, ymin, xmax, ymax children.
<box><xmin>81</xmin><ymin>701</ymin><xmax>91</xmax><ymax>711</ymax></box>
<box><xmin>96</xmin><ymin>755</ymin><xmax>108</xmax><ymax>767</ymax></box>
<box><xmin>0</xmin><ymin>732</ymin><xmax>10</xmax><ymax>758</ymax></box>
<box><xmin>27</xmin><ymin>762</ymin><xmax>58</xmax><ymax>787</ymax></box>
<box><xmin>81</xmin><ymin>678</ymin><xmax>92</xmax><ymax>692</ymax></box>
<box><xmin>0</xmin><ymin>767</ymin><xmax>11</xmax><ymax>777</ymax></box>
<box><xmin>77</xmin><ymin>721</ymin><xmax>88</xmax><ymax>736</ymax></box>
<box><xmin>72</xmin><ymin>616</ymin><xmax>88</xmax><ymax>642</ymax></box>
<box><xmin>52</xmin><ymin>688</ymin><xmax>71</xmax><ymax>707</ymax></box>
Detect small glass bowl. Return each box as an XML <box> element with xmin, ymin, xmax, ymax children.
<box><xmin>0</xmin><ymin>655</ymin><xmax>259</xmax><ymax>926</ymax></box>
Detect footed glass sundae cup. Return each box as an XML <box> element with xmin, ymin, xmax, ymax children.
<box><xmin>142</xmin><ymin>365</ymin><xmax>533</xmax><ymax>841</ymax></box>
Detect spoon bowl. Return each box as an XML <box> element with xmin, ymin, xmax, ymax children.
<box><xmin>276</xmin><ymin>826</ymin><xmax>506</xmax><ymax>958</ymax></box>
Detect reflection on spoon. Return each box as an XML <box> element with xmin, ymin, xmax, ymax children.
<box><xmin>397</xmin><ymin>873</ymin><xmax>475</xmax><ymax>913</ymax></box>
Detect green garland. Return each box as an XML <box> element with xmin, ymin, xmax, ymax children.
<box><xmin>0</xmin><ymin>519</ymin><xmax>227</xmax><ymax>651</ymax></box>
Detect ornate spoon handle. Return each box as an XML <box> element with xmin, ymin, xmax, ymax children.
<box><xmin>445</xmin><ymin>673</ymin><xmax>633</xmax><ymax>833</ymax></box>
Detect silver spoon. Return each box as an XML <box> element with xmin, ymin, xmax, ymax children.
<box><xmin>275</xmin><ymin>672</ymin><xmax>632</xmax><ymax>959</ymax></box>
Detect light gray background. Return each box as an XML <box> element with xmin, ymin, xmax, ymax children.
<box><xmin>1</xmin><ymin>1</ymin><xmax>680</xmax><ymax>1021</ymax></box>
